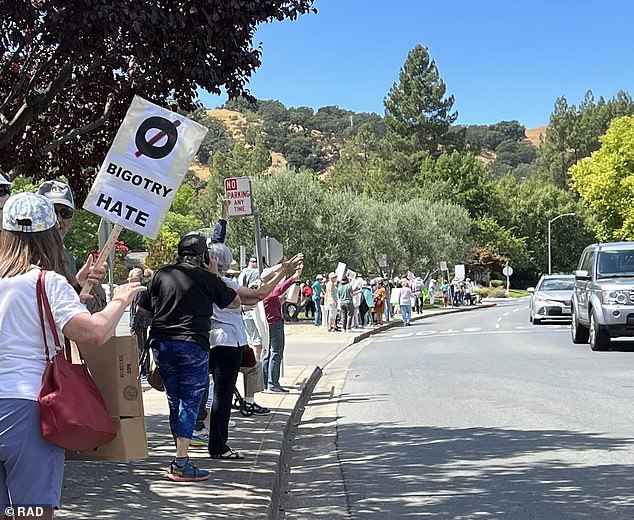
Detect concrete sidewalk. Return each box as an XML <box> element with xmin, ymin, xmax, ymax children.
<box><xmin>58</xmin><ymin>304</ymin><xmax>494</xmax><ymax>519</ymax></box>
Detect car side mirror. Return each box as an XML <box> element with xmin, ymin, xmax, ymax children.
<box><xmin>574</xmin><ymin>270</ymin><xmax>590</xmax><ymax>280</ymax></box>
<box><xmin>527</xmin><ymin>287</ymin><xmax>535</xmax><ymax>293</ymax></box>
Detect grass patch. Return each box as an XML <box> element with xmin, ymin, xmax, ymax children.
<box><xmin>508</xmin><ymin>289</ymin><xmax>530</xmax><ymax>298</ymax></box>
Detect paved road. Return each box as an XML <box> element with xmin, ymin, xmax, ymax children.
<box><xmin>283</xmin><ymin>299</ymin><xmax>634</xmax><ymax>519</ymax></box>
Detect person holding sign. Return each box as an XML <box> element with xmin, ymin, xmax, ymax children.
<box><xmin>0</xmin><ymin>193</ymin><xmax>146</xmax><ymax>517</ymax></box>
<box><xmin>38</xmin><ymin>180</ymin><xmax>107</xmax><ymax>313</ymax></box>
<box><xmin>136</xmin><ymin>234</ymin><xmax>240</xmax><ymax>482</ymax></box>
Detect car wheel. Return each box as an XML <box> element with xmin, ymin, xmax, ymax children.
<box><xmin>570</xmin><ymin>306</ymin><xmax>589</xmax><ymax>344</ymax></box>
<box><xmin>589</xmin><ymin>311</ymin><xmax>610</xmax><ymax>351</ymax></box>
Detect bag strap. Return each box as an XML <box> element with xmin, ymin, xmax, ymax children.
<box><xmin>37</xmin><ymin>270</ymin><xmax>72</xmax><ymax>360</ymax></box>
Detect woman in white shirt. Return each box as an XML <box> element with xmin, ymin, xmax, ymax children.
<box><xmin>0</xmin><ymin>193</ymin><xmax>145</xmax><ymax>517</ymax></box>
<box><xmin>204</xmin><ymin>243</ymin><xmax>302</xmax><ymax>459</ymax></box>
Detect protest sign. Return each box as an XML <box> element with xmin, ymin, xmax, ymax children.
<box><xmin>84</xmin><ymin>96</ymin><xmax>208</xmax><ymax>239</ymax></box>
<box><xmin>336</xmin><ymin>262</ymin><xmax>347</xmax><ymax>280</ymax></box>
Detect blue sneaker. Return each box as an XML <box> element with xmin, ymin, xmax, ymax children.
<box><xmin>166</xmin><ymin>458</ymin><xmax>209</xmax><ymax>482</ymax></box>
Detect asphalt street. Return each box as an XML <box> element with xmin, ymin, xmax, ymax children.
<box><xmin>283</xmin><ymin>299</ymin><xmax>634</xmax><ymax>519</ymax></box>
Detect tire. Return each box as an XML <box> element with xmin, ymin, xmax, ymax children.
<box><xmin>589</xmin><ymin>311</ymin><xmax>610</xmax><ymax>351</ymax></box>
<box><xmin>571</xmin><ymin>306</ymin><xmax>589</xmax><ymax>344</ymax></box>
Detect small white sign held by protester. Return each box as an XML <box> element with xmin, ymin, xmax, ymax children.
<box><xmin>378</xmin><ymin>254</ymin><xmax>388</xmax><ymax>268</ymax></box>
<box><xmin>336</xmin><ymin>262</ymin><xmax>347</xmax><ymax>280</ymax></box>
<box><xmin>455</xmin><ymin>264</ymin><xmax>466</xmax><ymax>280</ymax></box>
<box><xmin>224</xmin><ymin>177</ymin><xmax>253</xmax><ymax>217</ymax></box>
<box><xmin>84</xmin><ymin>96</ymin><xmax>208</xmax><ymax>239</ymax></box>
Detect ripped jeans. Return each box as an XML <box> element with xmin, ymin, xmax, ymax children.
<box><xmin>152</xmin><ymin>340</ymin><xmax>209</xmax><ymax>439</ymax></box>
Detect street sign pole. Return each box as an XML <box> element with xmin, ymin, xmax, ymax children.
<box><xmin>253</xmin><ymin>207</ymin><xmax>263</xmax><ymax>275</ymax></box>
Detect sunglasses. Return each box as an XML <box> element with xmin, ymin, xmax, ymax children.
<box><xmin>56</xmin><ymin>207</ymin><xmax>74</xmax><ymax>220</ymax></box>
<box><xmin>0</xmin><ymin>185</ymin><xmax>11</xmax><ymax>197</ymax></box>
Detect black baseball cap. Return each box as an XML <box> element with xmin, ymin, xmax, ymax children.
<box><xmin>178</xmin><ymin>234</ymin><xmax>207</xmax><ymax>257</ymax></box>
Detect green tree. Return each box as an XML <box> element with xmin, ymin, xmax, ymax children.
<box><xmin>416</xmin><ymin>151</ymin><xmax>492</xmax><ymax>218</ymax></box>
<box><xmin>192</xmin><ymin>112</ymin><xmax>234</xmax><ymax>165</ymax></box>
<box><xmin>384</xmin><ymin>44</ymin><xmax>458</xmax><ymax>158</ymax></box>
<box><xmin>570</xmin><ymin>115</ymin><xmax>634</xmax><ymax>240</ymax></box>
<box><xmin>329</xmin><ymin>123</ymin><xmax>382</xmax><ymax>192</ymax></box>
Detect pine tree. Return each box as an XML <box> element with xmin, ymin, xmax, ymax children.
<box><xmin>384</xmin><ymin>44</ymin><xmax>458</xmax><ymax>158</ymax></box>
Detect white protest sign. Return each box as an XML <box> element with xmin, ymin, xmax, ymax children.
<box><xmin>83</xmin><ymin>96</ymin><xmax>208</xmax><ymax>239</ymax></box>
<box><xmin>455</xmin><ymin>264</ymin><xmax>466</xmax><ymax>280</ymax></box>
<box><xmin>346</xmin><ymin>269</ymin><xmax>357</xmax><ymax>281</ymax></box>
<box><xmin>224</xmin><ymin>177</ymin><xmax>253</xmax><ymax>217</ymax></box>
<box><xmin>336</xmin><ymin>262</ymin><xmax>347</xmax><ymax>280</ymax></box>
<box><xmin>407</xmin><ymin>271</ymin><xmax>415</xmax><ymax>281</ymax></box>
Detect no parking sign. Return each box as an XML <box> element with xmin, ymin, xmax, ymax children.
<box><xmin>83</xmin><ymin>96</ymin><xmax>208</xmax><ymax>239</ymax></box>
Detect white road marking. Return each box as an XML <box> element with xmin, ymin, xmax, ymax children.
<box><xmin>503</xmin><ymin>312</ymin><xmax>510</xmax><ymax>317</ymax></box>
<box><xmin>513</xmin><ymin>308</ymin><xmax>521</xmax><ymax>313</ymax></box>
<box><xmin>392</xmin><ymin>332</ymin><xmax>414</xmax><ymax>338</ymax></box>
<box><xmin>463</xmin><ymin>327</ymin><xmax>482</xmax><ymax>332</ymax></box>
<box><xmin>374</xmin><ymin>328</ymin><xmax>569</xmax><ymax>342</ymax></box>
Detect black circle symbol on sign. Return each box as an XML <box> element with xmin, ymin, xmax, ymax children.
<box><xmin>135</xmin><ymin>117</ymin><xmax>180</xmax><ymax>159</ymax></box>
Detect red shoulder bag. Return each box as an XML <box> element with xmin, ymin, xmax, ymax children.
<box><xmin>37</xmin><ymin>270</ymin><xmax>116</xmax><ymax>451</ymax></box>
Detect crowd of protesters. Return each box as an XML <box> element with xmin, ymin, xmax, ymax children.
<box><xmin>0</xmin><ymin>170</ymin><xmax>484</xmax><ymax>512</ymax></box>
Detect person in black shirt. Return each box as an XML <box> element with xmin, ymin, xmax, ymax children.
<box><xmin>137</xmin><ymin>234</ymin><xmax>240</xmax><ymax>482</ymax></box>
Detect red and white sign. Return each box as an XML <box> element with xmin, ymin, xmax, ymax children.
<box><xmin>224</xmin><ymin>177</ymin><xmax>253</xmax><ymax>217</ymax></box>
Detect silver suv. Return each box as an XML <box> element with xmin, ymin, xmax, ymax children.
<box><xmin>571</xmin><ymin>242</ymin><xmax>634</xmax><ymax>350</ymax></box>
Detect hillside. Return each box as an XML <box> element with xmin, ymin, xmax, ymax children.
<box><xmin>525</xmin><ymin>125</ymin><xmax>547</xmax><ymax>147</ymax></box>
<box><xmin>195</xmin><ymin>102</ymin><xmax>546</xmax><ymax>180</ymax></box>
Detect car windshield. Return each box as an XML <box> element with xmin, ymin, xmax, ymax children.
<box><xmin>597</xmin><ymin>251</ymin><xmax>634</xmax><ymax>277</ymax></box>
<box><xmin>539</xmin><ymin>279</ymin><xmax>574</xmax><ymax>291</ymax></box>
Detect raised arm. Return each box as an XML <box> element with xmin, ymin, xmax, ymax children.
<box><xmin>238</xmin><ymin>254</ymin><xmax>304</xmax><ymax>305</ymax></box>
<box><xmin>63</xmin><ymin>283</ymin><xmax>147</xmax><ymax>346</ymax></box>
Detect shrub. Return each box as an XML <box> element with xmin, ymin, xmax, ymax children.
<box><xmin>490</xmin><ymin>279</ymin><xmax>505</xmax><ymax>288</ymax></box>
<box><xmin>475</xmin><ymin>286</ymin><xmax>490</xmax><ymax>298</ymax></box>
<box><xmin>489</xmin><ymin>288</ymin><xmax>507</xmax><ymax>298</ymax></box>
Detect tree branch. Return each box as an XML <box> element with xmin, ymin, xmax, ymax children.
<box><xmin>0</xmin><ymin>61</ymin><xmax>72</xmax><ymax>150</ymax></box>
<box><xmin>35</xmin><ymin>94</ymin><xmax>115</xmax><ymax>159</ymax></box>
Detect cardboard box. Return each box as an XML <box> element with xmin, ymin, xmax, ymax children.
<box><xmin>66</xmin><ymin>416</ymin><xmax>148</xmax><ymax>461</ymax></box>
<box><xmin>78</xmin><ymin>336</ymin><xmax>144</xmax><ymax>417</ymax></box>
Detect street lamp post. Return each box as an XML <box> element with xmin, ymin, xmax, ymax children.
<box><xmin>548</xmin><ymin>212</ymin><xmax>575</xmax><ymax>274</ymax></box>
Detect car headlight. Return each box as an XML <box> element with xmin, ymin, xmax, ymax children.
<box><xmin>601</xmin><ymin>290</ymin><xmax>629</xmax><ymax>304</ymax></box>
<box><xmin>533</xmin><ymin>295</ymin><xmax>547</xmax><ymax>302</ymax></box>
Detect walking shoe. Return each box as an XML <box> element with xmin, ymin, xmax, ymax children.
<box><xmin>266</xmin><ymin>386</ymin><xmax>289</xmax><ymax>394</ymax></box>
<box><xmin>248</xmin><ymin>402</ymin><xmax>271</xmax><ymax>415</ymax></box>
<box><xmin>190</xmin><ymin>428</ymin><xmax>209</xmax><ymax>447</ymax></box>
<box><xmin>166</xmin><ymin>459</ymin><xmax>210</xmax><ymax>482</ymax></box>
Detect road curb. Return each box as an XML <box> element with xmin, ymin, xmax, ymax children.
<box><xmin>270</xmin><ymin>302</ymin><xmax>497</xmax><ymax>518</ymax></box>
<box><xmin>269</xmin><ymin>365</ymin><xmax>323</xmax><ymax>520</ymax></box>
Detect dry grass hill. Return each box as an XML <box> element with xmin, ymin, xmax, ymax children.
<box><xmin>192</xmin><ymin>109</ymin><xmax>547</xmax><ymax>179</ymax></box>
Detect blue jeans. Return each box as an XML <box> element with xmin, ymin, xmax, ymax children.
<box><xmin>313</xmin><ymin>298</ymin><xmax>322</xmax><ymax>326</ymax></box>
<box><xmin>401</xmin><ymin>304</ymin><xmax>412</xmax><ymax>325</ymax></box>
<box><xmin>263</xmin><ymin>321</ymin><xmax>285</xmax><ymax>389</ymax></box>
<box><xmin>153</xmin><ymin>340</ymin><xmax>209</xmax><ymax>439</ymax></box>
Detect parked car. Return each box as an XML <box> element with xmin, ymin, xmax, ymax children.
<box><xmin>571</xmin><ymin>241</ymin><xmax>634</xmax><ymax>351</ymax></box>
<box><xmin>528</xmin><ymin>274</ymin><xmax>574</xmax><ymax>324</ymax></box>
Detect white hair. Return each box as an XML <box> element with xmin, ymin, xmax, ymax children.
<box><xmin>207</xmin><ymin>242</ymin><xmax>233</xmax><ymax>272</ymax></box>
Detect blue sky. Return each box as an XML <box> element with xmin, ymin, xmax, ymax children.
<box><xmin>198</xmin><ymin>0</ymin><xmax>634</xmax><ymax>128</ymax></box>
